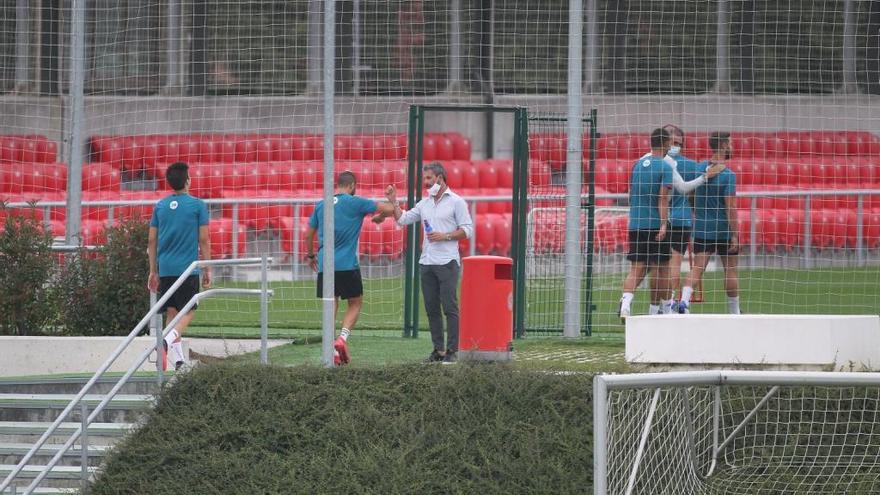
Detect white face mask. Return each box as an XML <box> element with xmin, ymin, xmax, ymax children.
<box><xmin>428</xmin><ymin>182</ymin><xmax>441</xmax><ymax>197</ymax></box>
<box><xmin>668</xmin><ymin>145</ymin><xmax>681</xmax><ymax>157</ymax></box>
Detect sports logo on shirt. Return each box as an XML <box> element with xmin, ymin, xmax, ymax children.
<box><xmin>333</xmin><ymin>197</ymin><xmax>339</xmax><ymax>205</ymax></box>
<box><xmin>170</xmin><ymin>200</ymin><xmax>179</xmax><ymax>210</ymax></box>
<box><xmin>642</xmin><ymin>160</ymin><xmax>651</xmax><ymax>167</ymax></box>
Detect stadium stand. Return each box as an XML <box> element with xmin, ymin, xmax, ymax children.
<box><xmin>1</xmin><ymin>131</ymin><xmax>878</xmax><ymax>258</ymax></box>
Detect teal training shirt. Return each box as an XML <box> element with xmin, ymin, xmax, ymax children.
<box><xmin>669</xmin><ymin>155</ymin><xmax>700</xmax><ymax>229</ymax></box>
<box><xmin>308</xmin><ymin>194</ymin><xmax>378</xmax><ymax>273</ymax></box>
<box><xmin>693</xmin><ymin>162</ymin><xmax>737</xmax><ymax>240</ymax></box>
<box><xmin>150</xmin><ymin>193</ymin><xmax>210</xmax><ymax>277</ymax></box>
<box><xmin>628</xmin><ymin>155</ymin><xmax>673</xmax><ymax>231</ymax></box>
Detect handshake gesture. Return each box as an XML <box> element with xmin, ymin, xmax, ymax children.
<box><xmin>372</xmin><ymin>185</ymin><xmax>398</xmax><ymax>224</ymax></box>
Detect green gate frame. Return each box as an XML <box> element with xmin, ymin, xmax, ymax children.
<box><xmin>404</xmin><ymin>104</ymin><xmax>529</xmax><ymax>338</ymax></box>
<box><xmin>516</xmin><ymin>110</ymin><xmax>599</xmax><ymax>337</ymax></box>
<box><xmin>404</xmin><ymin>105</ymin><xmax>598</xmax><ymax>339</ymax></box>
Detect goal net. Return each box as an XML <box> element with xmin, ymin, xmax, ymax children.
<box><xmin>595</xmin><ymin>371</ymin><xmax>880</xmax><ymax>495</ymax></box>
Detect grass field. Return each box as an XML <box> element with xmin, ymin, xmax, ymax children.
<box><xmin>188</xmin><ymin>266</ymin><xmax>880</xmax><ymax>338</ymax></box>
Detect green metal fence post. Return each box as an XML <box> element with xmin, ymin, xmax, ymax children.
<box><xmin>404</xmin><ymin>105</ymin><xmax>418</xmax><ymax>337</ymax></box>
<box><xmin>582</xmin><ymin>108</ymin><xmax>599</xmax><ymax>336</ymax></box>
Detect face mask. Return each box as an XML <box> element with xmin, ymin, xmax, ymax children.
<box><xmin>668</xmin><ymin>145</ymin><xmax>681</xmax><ymax>157</ymax></box>
<box><xmin>428</xmin><ymin>183</ymin><xmax>441</xmax><ymax>197</ymax></box>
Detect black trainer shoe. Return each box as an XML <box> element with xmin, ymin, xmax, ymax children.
<box><xmin>424</xmin><ymin>350</ymin><xmax>444</xmax><ymax>363</ymax></box>
<box><xmin>442</xmin><ymin>351</ymin><xmax>458</xmax><ymax>364</ymax></box>
<box><xmin>174</xmin><ymin>361</ymin><xmax>185</xmax><ymax>371</ymax></box>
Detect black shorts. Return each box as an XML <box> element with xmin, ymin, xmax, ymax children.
<box><xmin>316</xmin><ymin>269</ymin><xmax>364</xmax><ymax>300</ymax></box>
<box><xmin>627</xmin><ymin>230</ymin><xmax>671</xmax><ymax>264</ymax></box>
<box><xmin>158</xmin><ymin>275</ymin><xmax>200</xmax><ymax>313</ymax></box>
<box><xmin>693</xmin><ymin>237</ymin><xmax>738</xmax><ymax>256</ymax></box>
<box><xmin>666</xmin><ymin>226</ymin><xmax>692</xmax><ymax>255</ymax></box>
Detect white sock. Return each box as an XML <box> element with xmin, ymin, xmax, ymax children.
<box><xmin>171</xmin><ymin>341</ymin><xmax>185</xmax><ymax>364</ymax></box>
<box><xmin>681</xmin><ymin>286</ymin><xmax>694</xmax><ymax>305</ymax></box>
<box><xmin>728</xmin><ymin>296</ymin><xmax>741</xmax><ymax>315</ymax></box>
<box><xmin>620</xmin><ymin>292</ymin><xmax>634</xmax><ymax>311</ymax></box>
<box><xmin>164</xmin><ymin>328</ymin><xmax>179</xmax><ymax>348</ymax></box>
<box><xmin>649</xmin><ymin>304</ymin><xmax>660</xmax><ymax>315</ymax></box>
<box><xmin>660</xmin><ymin>299</ymin><xmax>674</xmax><ymax>314</ymax></box>
<box><xmin>340</xmin><ymin>328</ymin><xmax>350</xmax><ymax>341</ymax></box>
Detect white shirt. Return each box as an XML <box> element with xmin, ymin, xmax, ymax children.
<box><xmin>639</xmin><ymin>152</ymin><xmax>706</xmax><ymax>194</ymax></box>
<box><xmin>396</xmin><ymin>187</ymin><xmax>474</xmax><ymax>266</ymax></box>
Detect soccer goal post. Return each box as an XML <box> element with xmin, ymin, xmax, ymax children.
<box><xmin>594</xmin><ymin>371</ymin><xmax>880</xmax><ymax>495</ymax></box>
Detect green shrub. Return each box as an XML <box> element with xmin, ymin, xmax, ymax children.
<box><xmin>90</xmin><ymin>363</ymin><xmax>595</xmax><ymax>494</ymax></box>
<box><xmin>0</xmin><ymin>214</ymin><xmax>55</xmax><ymax>335</ymax></box>
<box><xmin>55</xmin><ymin>219</ymin><xmax>150</xmax><ymax>336</ymax></box>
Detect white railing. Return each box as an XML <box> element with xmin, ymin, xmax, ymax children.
<box><xmin>0</xmin><ymin>257</ymin><xmax>274</xmax><ymax>495</ymax></box>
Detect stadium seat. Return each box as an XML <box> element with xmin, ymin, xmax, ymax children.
<box><xmin>384</xmin><ymin>134</ymin><xmax>407</xmax><ymax>161</ymax></box>
<box><xmin>210</xmin><ymin>218</ymin><xmax>247</xmax><ymax>259</ymax></box>
<box><xmin>527</xmin><ymin>160</ymin><xmax>549</xmax><ymax>188</ymax></box>
<box><xmin>475</xmin><ymin>160</ymin><xmax>499</xmax><ymax>189</ymax></box>
<box><xmin>865</xmin><ymin>209</ymin><xmax>880</xmax><ymax>249</ymax></box>
<box><xmin>220</xmin><ymin>189</ymin><xmax>294</xmax><ymax>230</ymax></box>
<box><xmin>359</xmin><ymin>218</ymin><xmax>384</xmax><ymax>261</ymax></box>
<box><xmin>277</xmin><ymin>216</ymin><xmax>312</xmax><ymax>261</ymax></box>
<box><xmin>82</xmin><ymin>163</ymin><xmax>121</xmax><ymax>192</ymax></box>
<box><xmin>235</xmin><ymin>139</ymin><xmax>258</xmax><ymax>163</ymax></box>
<box><xmin>451</xmin><ymin>134</ymin><xmax>472</xmax><ymax>160</ymax></box>
<box><xmin>493</xmin><ymin>214</ymin><xmax>512</xmax><ymax>256</ymax></box>
<box><xmin>474</xmin><ymin>214</ymin><xmax>497</xmax><ymax>255</ymax></box>
<box><xmin>756</xmin><ymin>209</ymin><xmax>782</xmax><ymax>250</ymax></box>
<box><xmin>379</xmin><ymin>219</ymin><xmax>405</xmax><ymax>259</ymax></box>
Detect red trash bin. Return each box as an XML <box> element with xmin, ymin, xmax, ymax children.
<box><xmin>460</xmin><ymin>256</ymin><xmax>513</xmax><ymax>361</ymax></box>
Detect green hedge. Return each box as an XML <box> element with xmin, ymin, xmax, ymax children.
<box><xmin>90</xmin><ymin>363</ymin><xmax>595</xmax><ymax>494</ymax></box>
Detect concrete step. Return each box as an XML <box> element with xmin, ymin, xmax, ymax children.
<box><xmin>0</xmin><ymin>394</ymin><xmax>152</xmax><ymax>424</ymax></box>
<box><xmin>0</xmin><ymin>464</ymin><xmax>97</xmax><ymax>489</ymax></box>
<box><xmin>0</xmin><ymin>422</ymin><xmax>133</xmax><ymax>439</ymax></box>
<box><xmin>0</xmin><ymin>375</ymin><xmax>159</xmax><ymax>396</ymax></box>
<box><xmin>1</xmin><ymin>488</ymin><xmax>77</xmax><ymax>494</ymax></box>
<box><xmin>0</xmin><ymin>443</ymin><xmax>109</xmax><ymax>458</ymax></box>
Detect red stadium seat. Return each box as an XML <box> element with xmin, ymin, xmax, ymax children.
<box><xmin>422</xmin><ymin>135</ymin><xmax>438</xmax><ymax>161</ymax></box>
<box><xmin>526</xmin><ymin>159</ymin><xmax>549</xmax><ymax>188</ymax></box>
<box><xmin>255</xmin><ymin>139</ymin><xmax>274</xmax><ymax>162</ymax></box>
<box><xmin>435</xmin><ymin>135</ymin><xmax>455</xmax><ymax>161</ymax></box>
<box><xmin>379</xmin><ymin>219</ymin><xmax>405</xmax><ymax>259</ymax></box>
<box><xmin>473</xmin><ymin>214</ymin><xmax>496</xmax><ymax>255</ymax></box>
<box><xmin>384</xmin><ymin>135</ymin><xmax>407</xmax><ymax>160</ymax></box>
<box><xmin>210</xmin><ymin>218</ymin><xmax>247</xmax><ymax>259</ymax></box>
<box><xmin>492</xmin><ymin>214</ymin><xmax>512</xmax><ymax>256</ymax></box>
<box><xmin>865</xmin><ymin>209</ymin><xmax>880</xmax><ymax>249</ymax></box>
<box><xmin>235</xmin><ymin>139</ymin><xmax>258</xmax><ymax>163</ymax></box>
<box><xmin>475</xmin><ymin>160</ymin><xmax>499</xmax><ymax>189</ymax></box>
<box><xmin>277</xmin><ymin>216</ymin><xmax>312</xmax><ymax>260</ymax></box>
<box><xmin>452</xmin><ymin>134</ymin><xmax>472</xmax><ymax>160</ymax></box>
<box><xmin>82</xmin><ymin>163</ymin><xmax>121</xmax><ymax>192</ymax></box>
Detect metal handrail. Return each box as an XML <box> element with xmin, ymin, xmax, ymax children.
<box><xmin>0</xmin><ymin>257</ymin><xmax>273</xmax><ymax>494</ymax></box>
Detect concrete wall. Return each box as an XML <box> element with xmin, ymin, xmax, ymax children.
<box><xmin>1</xmin><ymin>94</ymin><xmax>879</xmax><ymax>161</ymax></box>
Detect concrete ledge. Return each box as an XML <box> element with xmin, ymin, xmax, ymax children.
<box><xmin>0</xmin><ymin>336</ymin><xmax>290</xmax><ymax>377</ymax></box>
<box><xmin>626</xmin><ymin>315</ymin><xmax>880</xmax><ymax>370</ymax></box>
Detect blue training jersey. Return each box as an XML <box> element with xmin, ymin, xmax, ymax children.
<box><xmin>150</xmin><ymin>193</ymin><xmax>210</xmax><ymax>277</ymax></box>
<box><xmin>628</xmin><ymin>155</ymin><xmax>673</xmax><ymax>231</ymax></box>
<box><xmin>669</xmin><ymin>155</ymin><xmax>700</xmax><ymax>229</ymax></box>
<box><xmin>308</xmin><ymin>194</ymin><xmax>377</xmax><ymax>273</ymax></box>
<box><xmin>693</xmin><ymin>162</ymin><xmax>737</xmax><ymax>240</ymax></box>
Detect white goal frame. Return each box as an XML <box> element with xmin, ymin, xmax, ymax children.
<box><xmin>593</xmin><ymin>370</ymin><xmax>880</xmax><ymax>495</ymax></box>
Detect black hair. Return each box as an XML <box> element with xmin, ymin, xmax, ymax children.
<box><xmin>337</xmin><ymin>170</ymin><xmax>357</xmax><ymax>189</ymax></box>
<box><xmin>166</xmin><ymin>162</ymin><xmax>189</xmax><ymax>191</ymax></box>
<box><xmin>650</xmin><ymin>128</ymin><xmax>670</xmax><ymax>149</ymax></box>
<box><xmin>709</xmin><ymin>131</ymin><xmax>731</xmax><ymax>152</ymax></box>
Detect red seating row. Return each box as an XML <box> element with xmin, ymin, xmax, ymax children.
<box><xmin>89</xmin><ymin>133</ymin><xmax>472</xmax><ymax>174</ymax></box>
<box><xmin>0</xmin><ymin>136</ymin><xmax>58</xmax><ymax>164</ymax></box>
<box><xmin>5</xmin><ymin>205</ymin><xmax>880</xmax><ymax>258</ymax></box>
<box><xmin>531</xmin><ymin>131</ymin><xmax>880</xmax><ymax>171</ymax></box>
<box><xmin>0</xmin><ymin>162</ymin><xmax>123</xmax><ymax>194</ymax></box>
<box><xmin>588</xmin><ymin>157</ymin><xmax>880</xmax><ymax>193</ymax></box>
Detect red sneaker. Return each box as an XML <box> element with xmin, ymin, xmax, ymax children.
<box><xmin>334</xmin><ymin>336</ymin><xmax>350</xmax><ymax>365</ymax></box>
